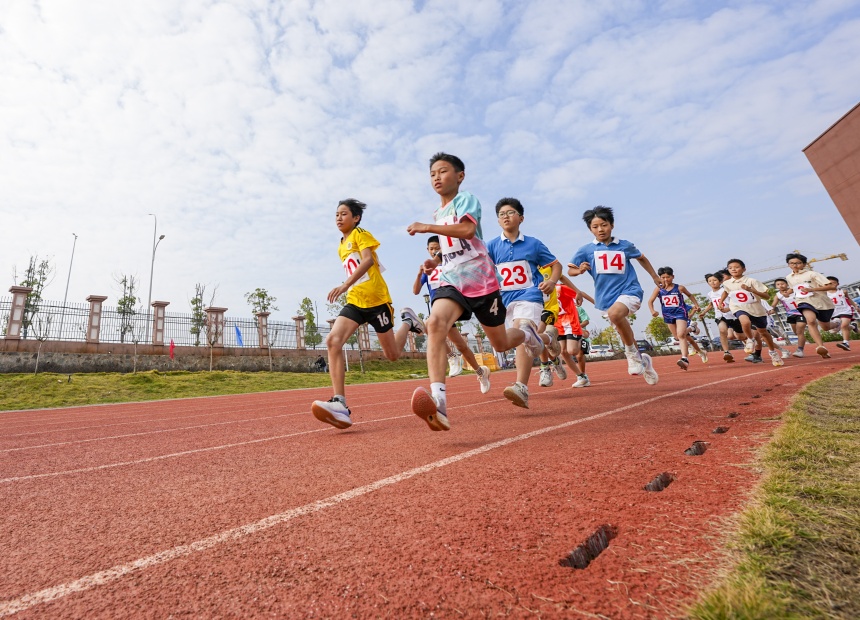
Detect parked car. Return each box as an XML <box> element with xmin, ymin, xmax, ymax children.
<box><xmin>635</xmin><ymin>339</ymin><xmax>654</xmax><ymax>352</ymax></box>
<box><xmin>588</xmin><ymin>344</ymin><xmax>615</xmax><ymax>358</ymax></box>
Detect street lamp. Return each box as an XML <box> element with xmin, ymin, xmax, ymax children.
<box><xmin>145</xmin><ymin>214</ymin><xmax>166</xmax><ymax>342</ymax></box>
<box><xmin>58</xmin><ymin>233</ymin><xmax>78</xmax><ymax>338</ymax></box>
<box><xmin>423</xmin><ymin>293</ymin><xmax>431</xmax><ymax>315</ymax></box>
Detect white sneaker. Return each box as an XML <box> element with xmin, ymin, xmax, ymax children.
<box><xmin>503</xmin><ymin>383</ymin><xmax>529</xmax><ymax>408</ymax></box>
<box><xmin>400</xmin><ymin>307</ymin><xmax>425</xmax><ymax>334</ymax></box>
<box><xmin>544</xmin><ymin>325</ymin><xmax>561</xmax><ymax>358</ymax></box>
<box><xmin>744</xmin><ymin>338</ymin><xmax>755</xmax><ymax>354</ymax></box>
<box><xmin>699</xmin><ymin>351</ymin><xmax>709</xmax><ymax>363</ymax></box>
<box><xmin>411</xmin><ymin>387</ymin><xmax>450</xmax><ymax>431</ymax></box>
<box><xmin>792</xmin><ymin>349</ymin><xmax>804</xmax><ymax>358</ymax></box>
<box><xmin>781</xmin><ymin>349</ymin><xmax>790</xmax><ymax>359</ymax></box>
<box><xmin>552</xmin><ymin>356</ymin><xmax>567</xmax><ymax>380</ymax></box>
<box><xmin>521</xmin><ymin>321</ymin><xmax>545</xmax><ymax>359</ymax></box>
<box><xmin>626</xmin><ymin>351</ymin><xmax>645</xmax><ymax>375</ymax></box>
<box><xmin>769</xmin><ymin>350</ymin><xmax>784</xmax><ymax>367</ymax></box>
<box><xmin>641</xmin><ymin>353</ymin><xmax>658</xmax><ymax>385</ymax></box>
<box><xmin>311</xmin><ymin>398</ymin><xmax>353</xmax><ymax>429</ymax></box>
<box><xmin>572</xmin><ymin>374</ymin><xmax>590</xmax><ymax>388</ymax></box>
<box><xmin>476</xmin><ymin>365</ymin><xmax>491</xmax><ymax>394</ymax></box>
<box><xmin>539</xmin><ymin>365</ymin><xmax>553</xmax><ymax>387</ymax></box>
<box><xmin>447</xmin><ymin>353</ymin><xmax>463</xmax><ymax>377</ymax></box>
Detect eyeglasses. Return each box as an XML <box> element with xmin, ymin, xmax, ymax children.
<box><xmin>787</xmin><ymin>261</ymin><xmax>804</xmax><ymax>266</ymax></box>
<box><xmin>497</xmin><ymin>210</ymin><xmax>519</xmax><ymax>219</ymax></box>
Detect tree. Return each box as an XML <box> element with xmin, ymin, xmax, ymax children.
<box><xmin>245</xmin><ymin>288</ymin><xmax>279</xmax><ymax>315</ymax></box>
<box><xmin>593</xmin><ymin>326</ymin><xmax>621</xmax><ymax>349</ymax></box>
<box><xmin>298</xmin><ymin>297</ymin><xmax>322</xmax><ymax>349</ymax></box>
<box><xmin>645</xmin><ymin>316</ymin><xmax>672</xmax><ymax>343</ymax></box>
<box><xmin>189</xmin><ymin>283</ymin><xmax>209</xmax><ymax>346</ymax></box>
<box><xmin>13</xmin><ymin>256</ymin><xmax>54</xmax><ymax>340</ymax></box>
<box><xmin>115</xmin><ymin>275</ymin><xmax>140</xmax><ymax>345</ymax></box>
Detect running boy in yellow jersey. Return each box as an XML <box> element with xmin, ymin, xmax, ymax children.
<box><xmin>312</xmin><ymin>199</ymin><xmax>425</xmax><ymax>429</ymax></box>
<box><xmin>539</xmin><ymin>266</ymin><xmax>594</xmax><ymax>385</ymax></box>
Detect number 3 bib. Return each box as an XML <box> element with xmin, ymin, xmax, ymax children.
<box><xmin>496</xmin><ymin>260</ymin><xmax>534</xmax><ymax>291</ymax></box>
<box><xmin>594</xmin><ymin>250</ymin><xmax>626</xmax><ymax>275</ymax></box>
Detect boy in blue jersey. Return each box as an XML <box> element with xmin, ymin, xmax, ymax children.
<box><xmin>412</xmin><ymin>235</ymin><xmax>491</xmax><ymax>393</ymax></box>
<box><xmin>406</xmin><ymin>153</ymin><xmax>543</xmax><ymax>431</ymax></box>
<box><xmin>647</xmin><ymin>266</ymin><xmax>704</xmax><ymax>370</ymax></box>
<box><xmin>568</xmin><ymin>206</ymin><xmax>661</xmax><ymax>385</ymax></box>
<box><xmin>486</xmin><ymin>197</ymin><xmax>561</xmax><ymax>408</ymax></box>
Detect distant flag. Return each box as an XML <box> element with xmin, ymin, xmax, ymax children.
<box><xmin>234</xmin><ymin>325</ymin><xmax>244</xmax><ymax>347</ymax></box>
<box><xmin>169</xmin><ymin>339</ymin><xmax>175</xmax><ymax>360</ymax></box>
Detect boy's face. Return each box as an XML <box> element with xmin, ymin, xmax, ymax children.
<box><xmin>589</xmin><ymin>217</ymin><xmax>613</xmax><ymax>242</ymax></box>
<box><xmin>335</xmin><ymin>204</ymin><xmax>360</xmax><ymax>234</ymax></box>
<box><xmin>427</xmin><ymin>241</ymin><xmax>441</xmax><ymax>258</ymax></box>
<box><xmin>727</xmin><ymin>262</ymin><xmax>745</xmax><ymax>278</ymax></box>
<box><xmin>496</xmin><ymin>206</ymin><xmax>523</xmax><ymax>233</ymax></box>
<box><xmin>787</xmin><ymin>258</ymin><xmax>805</xmax><ymax>273</ymax></box>
<box><xmin>775</xmin><ymin>280</ymin><xmax>789</xmax><ymax>293</ymax></box>
<box><xmin>430</xmin><ymin>160</ymin><xmax>464</xmax><ymax>198</ymax></box>
<box><xmin>707</xmin><ymin>276</ymin><xmax>721</xmax><ymax>290</ymax></box>
<box><xmin>659</xmin><ymin>273</ymin><xmax>674</xmax><ymax>288</ymax></box>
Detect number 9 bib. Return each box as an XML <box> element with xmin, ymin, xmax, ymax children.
<box><xmin>731</xmin><ymin>289</ymin><xmax>753</xmax><ymax>304</ymax></box>
<box><xmin>594</xmin><ymin>250</ymin><xmax>626</xmax><ymax>275</ymax></box>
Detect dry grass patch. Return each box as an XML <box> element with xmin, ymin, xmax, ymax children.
<box><xmin>690</xmin><ymin>366</ymin><xmax>860</xmax><ymax>619</ymax></box>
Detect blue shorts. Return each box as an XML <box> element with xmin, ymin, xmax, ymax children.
<box><xmin>734</xmin><ymin>311</ymin><xmax>768</xmax><ymax>330</ymax></box>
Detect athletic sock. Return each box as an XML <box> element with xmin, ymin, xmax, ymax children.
<box><xmin>624</xmin><ymin>344</ymin><xmax>636</xmax><ymax>354</ymax></box>
<box><xmin>333</xmin><ymin>395</ymin><xmax>346</xmax><ymax>406</ymax></box>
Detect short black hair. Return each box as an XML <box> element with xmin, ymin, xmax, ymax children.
<box><xmin>704</xmin><ymin>273</ymin><xmax>717</xmax><ymax>282</ymax></box>
<box><xmin>657</xmin><ymin>266</ymin><xmax>674</xmax><ymax>276</ymax></box>
<box><xmin>727</xmin><ymin>258</ymin><xmax>746</xmax><ymax>269</ymax></box>
<box><xmin>429</xmin><ymin>152</ymin><xmax>465</xmax><ymax>173</ymax></box>
<box><xmin>774</xmin><ymin>277</ymin><xmax>788</xmax><ymax>285</ymax></box>
<box><xmin>583</xmin><ymin>205</ymin><xmax>614</xmax><ymax>227</ymax></box>
<box><xmin>427</xmin><ymin>235</ymin><xmax>440</xmax><ymax>245</ymax></box>
<box><xmin>338</xmin><ymin>198</ymin><xmax>366</xmax><ymax>223</ymax></box>
<box><xmin>495</xmin><ymin>197</ymin><xmax>524</xmax><ymax>216</ymax></box>
<box><xmin>715</xmin><ymin>269</ymin><xmax>731</xmax><ymax>281</ymax></box>
<box><xmin>786</xmin><ymin>252</ymin><xmax>807</xmax><ymax>265</ymax></box>
<box><xmin>827</xmin><ymin>276</ymin><xmax>839</xmax><ymax>284</ymax></box>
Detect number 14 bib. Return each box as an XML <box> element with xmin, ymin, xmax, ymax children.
<box><xmin>594</xmin><ymin>250</ymin><xmax>626</xmax><ymax>275</ymax></box>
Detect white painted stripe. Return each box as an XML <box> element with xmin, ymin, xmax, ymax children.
<box><xmin>0</xmin><ymin>370</ymin><xmax>767</xmax><ymax>616</ymax></box>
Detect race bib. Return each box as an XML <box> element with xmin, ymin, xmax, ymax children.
<box><xmin>661</xmin><ymin>294</ymin><xmax>681</xmax><ymax>308</ymax></box>
<box><xmin>829</xmin><ymin>291</ymin><xmax>845</xmax><ymax>306</ymax></box>
<box><xmin>437</xmin><ymin>214</ymin><xmax>480</xmax><ymax>269</ymax></box>
<box><xmin>496</xmin><ymin>260</ymin><xmax>534</xmax><ymax>291</ymax></box>
<box><xmin>427</xmin><ymin>266</ymin><xmax>442</xmax><ymax>290</ymax></box>
<box><xmin>730</xmin><ymin>289</ymin><xmax>754</xmax><ymax>304</ymax></box>
<box><xmin>794</xmin><ymin>282</ymin><xmax>813</xmax><ymax>299</ymax></box>
<box><xmin>342</xmin><ymin>252</ymin><xmax>370</xmax><ymax>286</ymax></box>
<box><xmin>593</xmin><ymin>250</ymin><xmax>626</xmax><ymax>275</ymax></box>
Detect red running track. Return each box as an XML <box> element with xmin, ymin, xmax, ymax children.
<box><xmin>1</xmin><ymin>346</ymin><xmax>857</xmax><ymax>618</ymax></box>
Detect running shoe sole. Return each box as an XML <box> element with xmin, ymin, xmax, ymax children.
<box><xmin>641</xmin><ymin>353</ymin><xmax>658</xmax><ymax>385</ymax></box>
<box><xmin>677</xmin><ymin>359</ymin><xmax>689</xmax><ymax>371</ymax></box>
<box><xmin>411</xmin><ymin>387</ymin><xmax>450</xmax><ymax>431</ymax></box>
<box><xmin>311</xmin><ymin>402</ymin><xmax>353</xmax><ymax>429</ymax></box>
<box><xmin>477</xmin><ymin>366</ymin><xmax>491</xmax><ymax>394</ymax></box>
<box><xmin>816</xmin><ymin>346</ymin><xmax>831</xmax><ymax>359</ymax></box>
<box><xmin>836</xmin><ymin>342</ymin><xmax>850</xmax><ymax>351</ymax></box>
<box><xmin>502</xmin><ymin>385</ymin><xmax>529</xmax><ymax>408</ymax></box>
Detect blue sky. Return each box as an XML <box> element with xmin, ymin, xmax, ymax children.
<box><xmin>2</xmin><ymin>0</ymin><xmax>859</xmax><ymax>338</ymax></box>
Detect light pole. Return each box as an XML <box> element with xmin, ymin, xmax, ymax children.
<box><xmin>423</xmin><ymin>293</ymin><xmax>431</xmax><ymax>315</ymax></box>
<box><xmin>145</xmin><ymin>214</ymin><xmax>166</xmax><ymax>342</ymax></box>
<box><xmin>58</xmin><ymin>233</ymin><xmax>78</xmax><ymax>338</ymax></box>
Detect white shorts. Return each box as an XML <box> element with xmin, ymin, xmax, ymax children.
<box><xmin>504</xmin><ymin>300</ymin><xmax>543</xmax><ymax>329</ymax></box>
<box><xmin>615</xmin><ymin>295</ymin><xmax>642</xmax><ymax>314</ymax></box>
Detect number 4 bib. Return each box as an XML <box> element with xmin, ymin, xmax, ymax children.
<box><xmin>594</xmin><ymin>250</ymin><xmax>626</xmax><ymax>275</ymax></box>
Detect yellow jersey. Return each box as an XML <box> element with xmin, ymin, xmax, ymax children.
<box><xmin>539</xmin><ymin>265</ymin><xmax>559</xmax><ymax>317</ymax></box>
<box><xmin>338</xmin><ymin>227</ymin><xmax>392</xmax><ymax>308</ymax></box>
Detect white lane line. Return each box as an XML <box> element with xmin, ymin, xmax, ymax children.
<box><xmin>0</xmin><ymin>370</ymin><xmax>770</xmax><ymax>615</ymax></box>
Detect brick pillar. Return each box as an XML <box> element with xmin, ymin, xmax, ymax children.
<box><xmin>474</xmin><ymin>332</ymin><xmax>484</xmax><ymax>354</ymax></box>
<box><xmin>5</xmin><ymin>286</ymin><xmax>33</xmax><ymax>339</ymax></box>
<box><xmin>151</xmin><ymin>301</ymin><xmax>169</xmax><ymax>345</ymax></box>
<box><xmin>204</xmin><ymin>307</ymin><xmax>228</xmax><ymax>347</ymax></box>
<box><xmin>292</xmin><ymin>315</ymin><xmax>306</xmax><ymax>349</ymax></box>
<box><xmin>256</xmin><ymin>312</ymin><xmax>271</xmax><ymax>349</ymax></box>
<box><xmin>358</xmin><ymin>323</ymin><xmax>371</xmax><ymax>351</ymax></box>
<box><xmin>407</xmin><ymin>331</ymin><xmax>416</xmax><ymax>353</ymax></box>
<box><xmin>85</xmin><ymin>295</ymin><xmax>108</xmax><ymax>343</ymax></box>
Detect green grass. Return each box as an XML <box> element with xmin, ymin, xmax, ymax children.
<box><xmin>0</xmin><ymin>359</ymin><xmax>433</xmax><ymax>411</ymax></box>
<box><xmin>689</xmin><ymin>366</ymin><xmax>860</xmax><ymax>620</ymax></box>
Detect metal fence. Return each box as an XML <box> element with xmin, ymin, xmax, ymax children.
<box><xmin>0</xmin><ymin>297</ymin><xmax>434</xmax><ymax>352</ymax></box>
